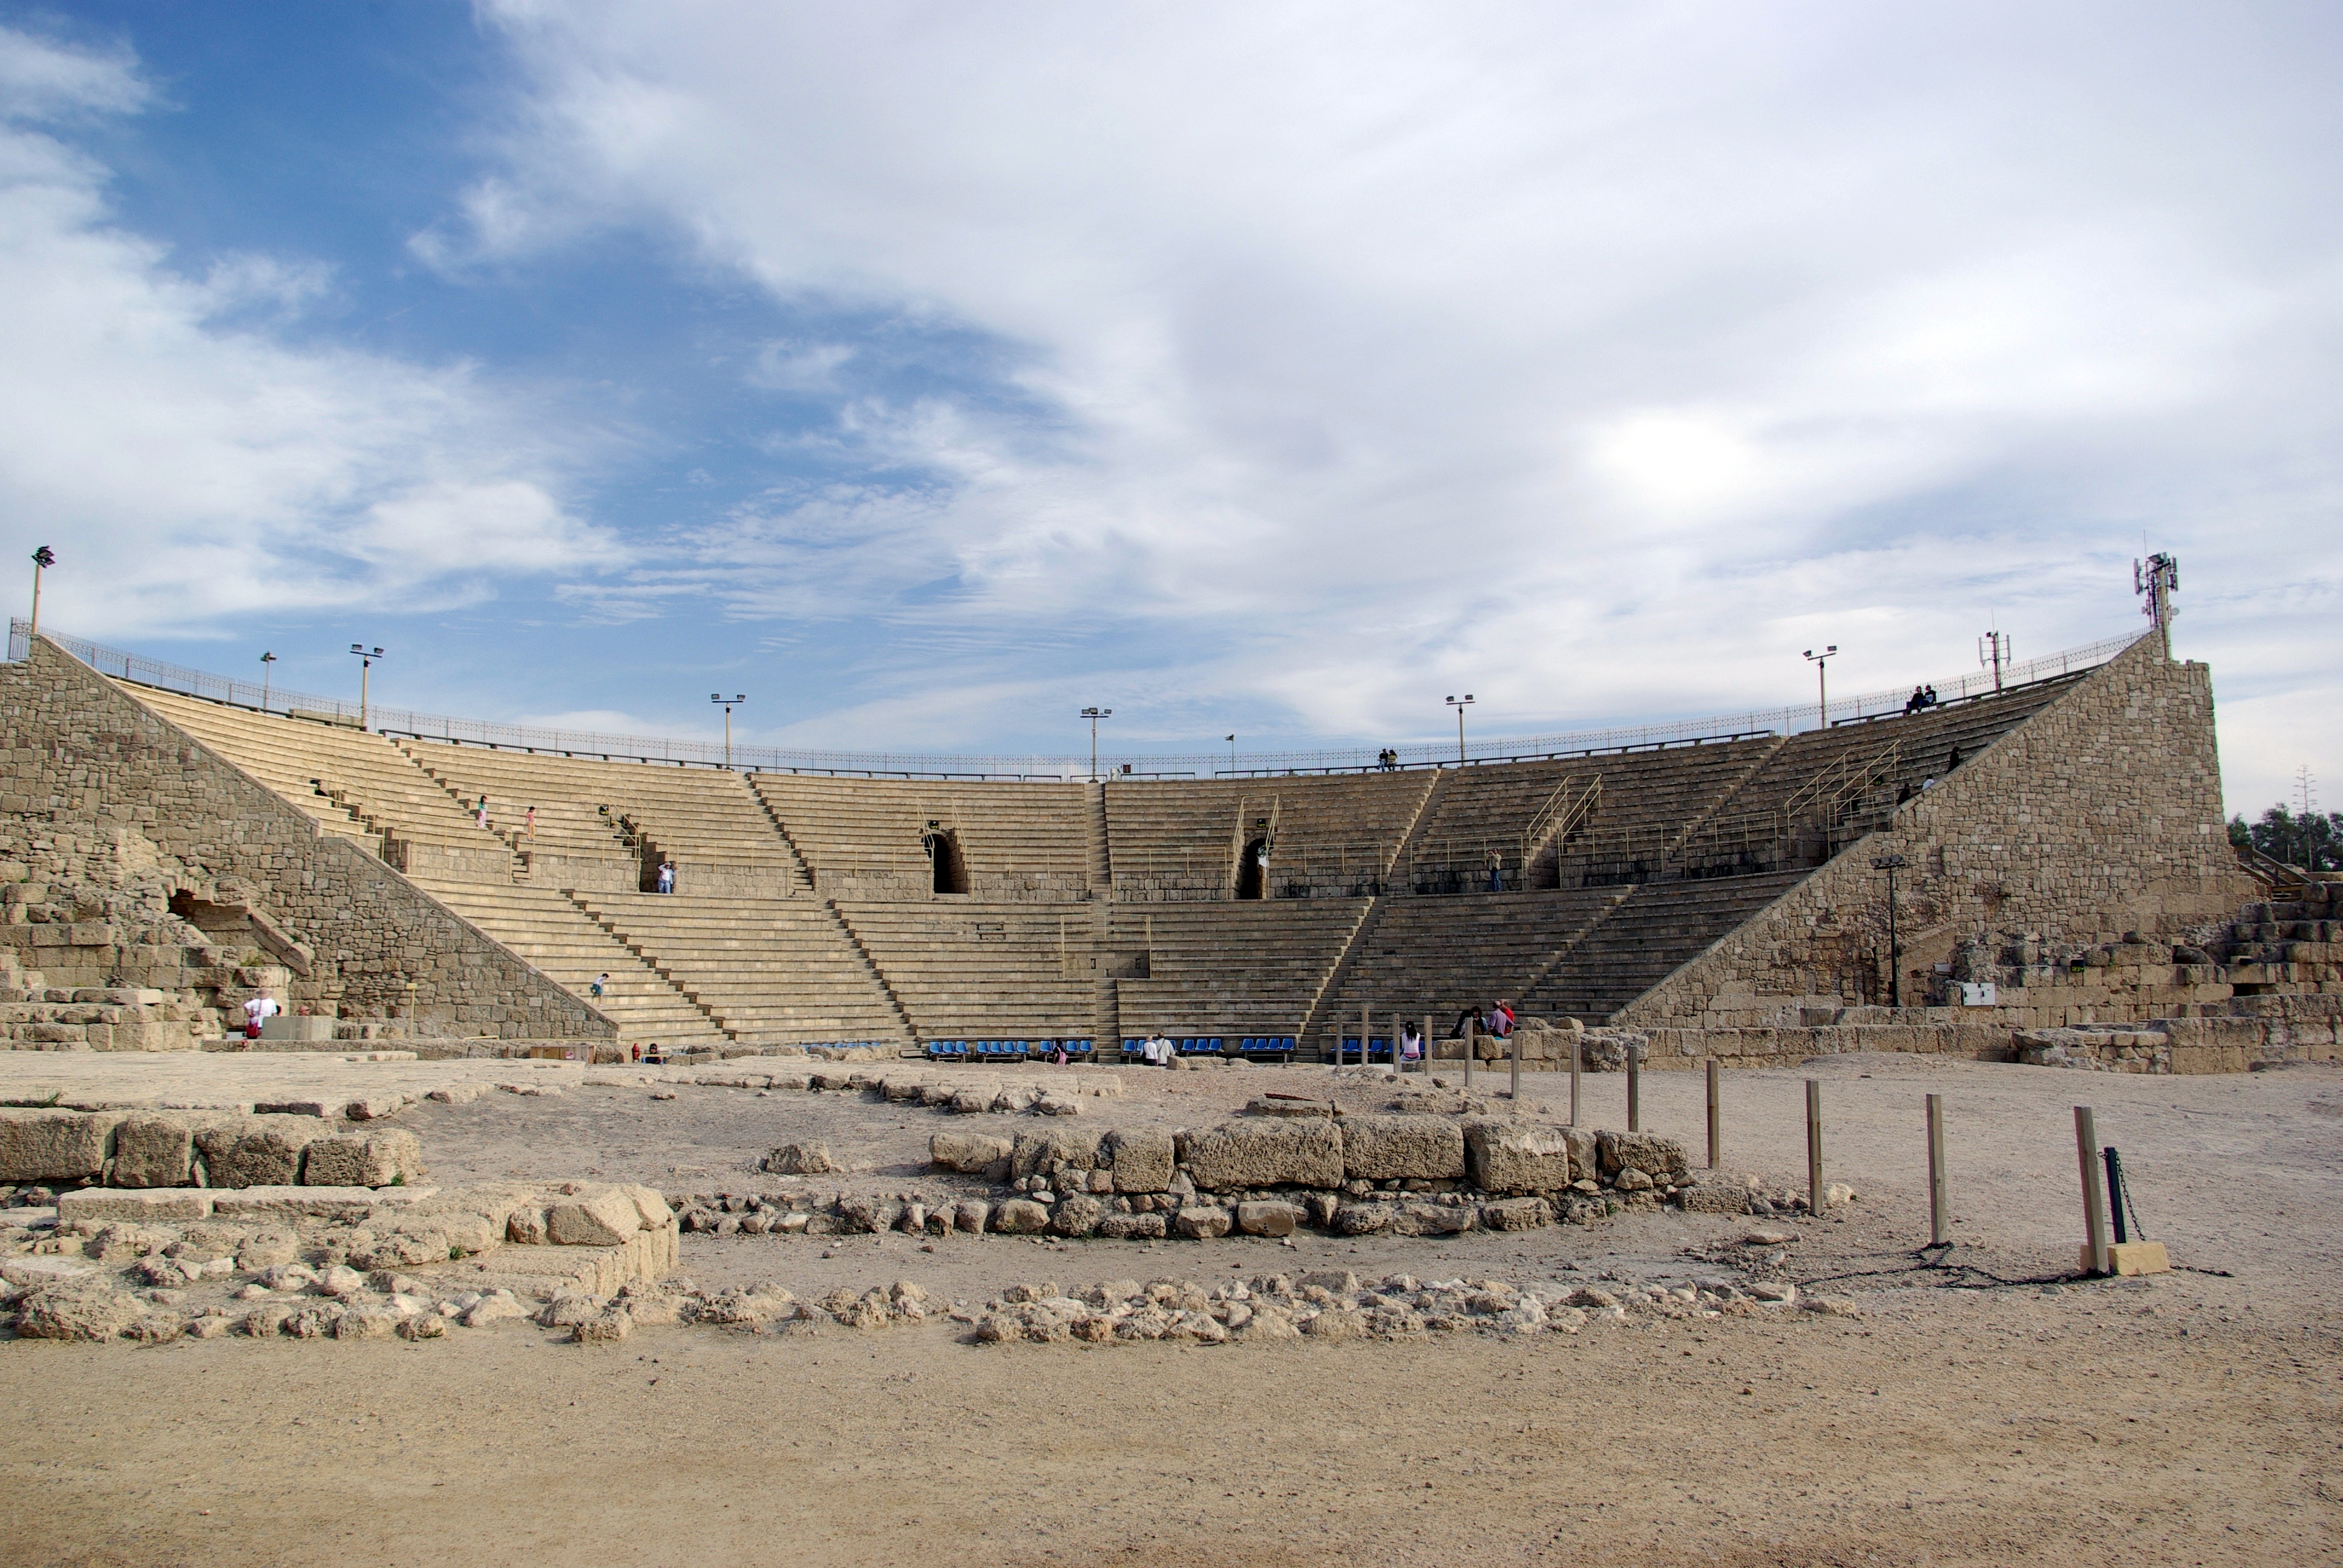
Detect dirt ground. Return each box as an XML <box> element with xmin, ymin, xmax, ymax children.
<box><xmin>5</xmin><ymin>1053</ymin><xmax>2341</xmax><ymax>1566</ymax></box>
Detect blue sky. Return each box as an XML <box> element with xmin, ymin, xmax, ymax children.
<box><xmin>1</xmin><ymin>3</ymin><xmax>2336</xmax><ymax>810</ymax></box>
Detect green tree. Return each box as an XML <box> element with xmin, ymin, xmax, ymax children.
<box><xmin>2229</xmin><ymin>805</ymin><xmax>2343</xmax><ymax>871</ymax></box>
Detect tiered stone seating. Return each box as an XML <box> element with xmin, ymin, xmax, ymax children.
<box><xmin>1313</xmin><ymin>887</ymin><xmax>1630</xmax><ymax>1036</ymax></box>
<box><xmin>1105</xmin><ymin>773</ymin><xmax>1434</xmax><ymax>900</ymax></box>
<box><xmin>119</xmin><ymin>685</ymin><xmax>517</xmax><ymax>882</ymax></box>
<box><xmin>1414</xmin><ymin>740</ymin><xmax>1778</xmax><ymax>892</ymax></box>
<box><xmin>393</xmin><ymin>742</ymin><xmax>637</xmax><ymax>877</ymax></box>
<box><xmin>832</xmin><ymin>900</ymin><xmax>1097</xmax><ymax>1040</ymax></box>
<box><xmin>400</xmin><ymin>743</ymin><xmax>807</xmax><ymax>897</ymax></box>
<box><xmin>405</xmin><ymin>878</ymin><xmax>730</xmax><ymax>1047</ymax></box>
<box><xmin>752</xmin><ymin>776</ymin><xmax>1089</xmax><ymax>899</ymax></box>
<box><xmin>572</xmin><ymin>892</ymin><xmax>911</xmax><ymax>1047</ymax></box>
<box><xmin>1110</xmin><ymin>900</ymin><xmax>1371</xmax><ymax>1037</ymax></box>
<box><xmin>1527</xmin><ymin>871</ymin><xmax>1811</xmax><ymax>1021</ymax></box>
<box><xmin>1670</xmin><ymin>675</ymin><xmax>2087</xmax><ymax>877</ymax></box>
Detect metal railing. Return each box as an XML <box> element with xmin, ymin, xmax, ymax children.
<box><xmin>11</xmin><ymin>619</ymin><xmax>2142</xmax><ymax>782</ymax></box>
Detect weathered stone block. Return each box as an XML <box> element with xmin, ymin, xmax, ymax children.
<box><xmin>1235</xmin><ymin>1200</ymin><xmax>1300</xmax><ymax>1236</ymax></box>
<box><xmin>1463</xmin><ymin>1120</ymin><xmax>1575</xmax><ymax>1193</ymax></box>
<box><xmin>301</xmin><ymin>1129</ymin><xmax>425</xmax><ymax>1188</ymax></box>
<box><xmin>1010</xmin><ymin>1126</ymin><xmax>1102</xmax><ymax>1179</ymax></box>
<box><xmin>1175</xmin><ymin>1205</ymin><xmax>1233</xmax><ymax>1239</ymax></box>
<box><xmin>1104</xmin><ymin>1127</ymin><xmax>1175</xmax><ymax>1193</ymax></box>
<box><xmin>1184</xmin><ymin>1119</ymin><xmax>1343</xmax><ymax>1191</ymax></box>
<box><xmin>991</xmin><ymin>1198</ymin><xmax>1052</xmax><ymax>1234</ymax></box>
<box><xmin>764</xmin><ymin>1142</ymin><xmax>835</xmax><ymax>1174</ymax></box>
<box><xmin>0</xmin><ymin>1109</ymin><xmax>120</xmax><ymax>1181</ymax></box>
<box><xmin>59</xmin><ymin>1186</ymin><xmax>212</xmax><ymax>1224</ymax></box>
<box><xmin>195</xmin><ymin>1116</ymin><xmax>327</xmax><ymax>1188</ymax></box>
<box><xmin>1598</xmin><ymin>1131</ymin><xmax>1690</xmax><ymax>1181</ymax></box>
<box><xmin>109</xmin><ymin>1112</ymin><xmax>207</xmax><ymax>1187</ymax></box>
<box><xmin>546</xmin><ymin>1186</ymin><xmax>644</xmax><ymax>1247</ymax></box>
<box><xmin>1050</xmin><ymin>1194</ymin><xmax>1106</xmax><ymax>1237</ymax></box>
<box><xmin>1339</xmin><ymin>1114</ymin><xmax>1466</xmax><ymax>1181</ymax></box>
<box><xmin>929</xmin><ymin>1131</ymin><xmax>1012</xmax><ymax>1174</ymax></box>
<box><xmin>1478</xmin><ymin>1196</ymin><xmax>1553</xmax><ymax>1231</ymax></box>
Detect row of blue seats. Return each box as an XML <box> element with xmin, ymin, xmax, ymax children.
<box><xmin>923</xmin><ymin>1039</ymin><xmax>1096</xmax><ymax>1060</ymax></box>
<box><xmin>1119</xmin><ymin>1037</ymin><xmax>1300</xmax><ymax>1057</ymax></box>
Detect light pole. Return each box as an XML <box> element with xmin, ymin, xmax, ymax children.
<box><xmin>259</xmin><ymin>651</ymin><xmax>277</xmax><ymax>714</ymax></box>
<box><xmin>1081</xmin><ymin>707</ymin><xmax>1112</xmax><ymax>781</ymax></box>
<box><xmin>1445</xmin><ymin>694</ymin><xmax>1475</xmax><ymax>765</ymax></box>
<box><xmin>1873</xmin><ymin>852</ymin><xmax>1908</xmax><ymax>1007</ymax></box>
<box><xmin>1803</xmin><ymin>645</ymin><xmax>1837</xmax><ymax>730</ymax></box>
<box><xmin>28</xmin><ymin>546</ymin><xmax>54</xmax><ymax>640</ymax></box>
<box><xmin>711</xmin><ymin>694</ymin><xmax>747</xmax><ymax>770</ymax></box>
<box><xmin>348</xmin><ymin>644</ymin><xmax>384</xmax><ymax>731</ymax></box>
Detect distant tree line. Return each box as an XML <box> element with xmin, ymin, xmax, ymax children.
<box><xmin>2229</xmin><ymin>804</ymin><xmax>2342</xmax><ymax>872</ymax></box>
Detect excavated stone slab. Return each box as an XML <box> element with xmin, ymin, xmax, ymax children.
<box><xmin>1598</xmin><ymin>1130</ymin><xmax>1690</xmax><ymax>1180</ymax></box>
<box><xmin>1339</xmin><ymin>1115</ymin><xmax>1466</xmax><ymax>1181</ymax></box>
<box><xmin>1185</xmin><ymin>1119</ymin><xmax>1344</xmax><ymax>1191</ymax></box>
<box><xmin>1463</xmin><ymin>1120</ymin><xmax>1576</xmax><ymax>1194</ymax></box>
<box><xmin>301</xmin><ymin>1129</ymin><xmax>426</xmax><ymax>1187</ymax></box>
<box><xmin>1009</xmin><ymin>1126</ymin><xmax>1103</xmax><ymax>1180</ymax></box>
<box><xmin>929</xmin><ymin>1131</ymin><xmax>1013</xmax><ymax>1174</ymax></box>
<box><xmin>1104</xmin><ymin>1128</ymin><xmax>1175</xmax><ymax>1194</ymax></box>
<box><xmin>0</xmin><ymin>1109</ymin><xmax>122</xmax><ymax>1182</ymax></box>
<box><xmin>57</xmin><ymin>1187</ymin><xmax>213</xmax><ymax>1224</ymax></box>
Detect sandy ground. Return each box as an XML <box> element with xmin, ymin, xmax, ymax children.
<box><xmin>5</xmin><ymin>1052</ymin><xmax>2341</xmax><ymax>1566</ymax></box>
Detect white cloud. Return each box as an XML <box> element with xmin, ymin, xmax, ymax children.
<box><xmin>0</xmin><ymin>26</ymin><xmax>625</xmax><ymax>638</ymax></box>
<box><xmin>452</xmin><ymin>1</ymin><xmax>2341</xmax><ymax>808</ymax></box>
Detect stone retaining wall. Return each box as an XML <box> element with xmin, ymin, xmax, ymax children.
<box><xmin>1622</xmin><ymin>635</ymin><xmax>2255</xmax><ymax>1029</ymax></box>
<box><xmin>0</xmin><ymin>640</ymin><xmax>613</xmax><ymax>1041</ymax></box>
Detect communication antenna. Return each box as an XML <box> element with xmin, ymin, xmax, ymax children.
<box><xmin>2132</xmin><ymin>553</ymin><xmax>2179</xmax><ymax>658</ymax></box>
<box><xmin>1978</xmin><ymin>628</ymin><xmax>2010</xmax><ymax>693</ymax></box>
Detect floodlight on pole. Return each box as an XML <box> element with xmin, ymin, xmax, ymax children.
<box><xmin>27</xmin><ymin>546</ymin><xmax>54</xmax><ymax>641</ymax></box>
<box><xmin>1080</xmin><ymin>707</ymin><xmax>1112</xmax><ymax>782</ymax></box>
<box><xmin>259</xmin><ymin>651</ymin><xmax>277</xmax><ymax>714</ymax></box>
<box><xmin>347</xmin><ymin>645</ymin><xmax>385</xmax><ymax>731</ymax></box>
<box><xmin>1445</xmin><ymin>694</ymin><xmax>1475</xmax><ymax>766</ymax></box>
<box><xmin>1873</xmin><ymin>852</ymin><xmax>1909</xmax><ymax>1007</ymax></box>
<box><xmin>1803</xmin><ymin>646</ymin><xmax>1837</xmax><ymax>730</ymax></box>
<box><xmin>710</xmin><ymin>693</ymin><xmax>747</xmax><ymax>770</ymax></box>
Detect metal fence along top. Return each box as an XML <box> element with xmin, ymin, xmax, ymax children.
<box><xmin>11</xmin><ymin>619</ymin><xmax>2140</xmax><ymax>781</ymax></box>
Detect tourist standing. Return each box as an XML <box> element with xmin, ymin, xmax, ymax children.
<box><xmin>657</xmin><ymin>860</ymin><xmax>677</xmax><ymax>893</ymax></box>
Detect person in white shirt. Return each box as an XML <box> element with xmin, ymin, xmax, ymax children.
<box><xmin>242</xmin><ymin>990</ymin><xmax>280</xmax><ymax>1039</ymax></box>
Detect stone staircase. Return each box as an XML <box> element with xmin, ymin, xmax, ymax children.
<box><xmin>405</xmin><ymin>878</ymin><xmax>729</xmax><ymax>1048</ymax></box>
<box><xmin>1527</xmin><ymin>871</ymin><xmax>1811</xmax><ymax>1021</ymax></box>
<box><xmin>570</xmin><ymin>891</ymin><xmax>908</xmax><ymax>1046</ymax></box>
<box><xmin>1311</xmin><ymin>886</ymin><xmax>1634</xmax><ymax>1044</ymax></box>
<box><xmin>122</xmin><ymin>685</ymin><xmax>522</xmax><ymax>884</ymax></box>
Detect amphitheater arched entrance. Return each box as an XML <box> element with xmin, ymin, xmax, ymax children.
<box><xmin>923</xmin><ymin>823</ymin><xmax>969</xmax><ymax>895</ymax></box>
<box><xmin>1235</xmin><ymin>837</ymin><xmax>1268</xmax><ymax>900</ymax></box>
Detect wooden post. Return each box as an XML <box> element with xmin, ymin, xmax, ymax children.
<box><xmin>1463</xmin><ymin>1014</ymin><xmax>1475</xmax><ymax>1091</ymax></box>
<box><xmin>1805</xmin><ymin>1079</ymin><xmax>1823</xmax><ymax>1216</ymax></box>
<box><xmin>1705</xmin><ymin>1059</ymin><xmax>1720</xmax><ymax>1170</ymax></box>
<box><xmin>2075</xmin><ymin>1105</ymin><xmax>2109</xmax><ymax>1275</ymax></box>
<box><xmin>1508</xmin><ymin>1027</ymin><xmax>1521</xmax><ymax>1111</ymax></box>
<box><xmin>1569</xmin><ymin>1034</ymin><xmax>1581</xmax><ymax>1127</ymax></box>
<box><xmin>1627</xmin><ymin>1044</ymin><xmax>1641</xmax><ymax>1132</ymax></box>
<box><xmin>1926</xmin><ymin>1093</ymin><xmax>1948</xmax><ymax>1247</ymax></box>
<box><xmin>1361</xmin><ymin>1002</ymin><xmax>1370</xmax><ymax>1074</ymax></box>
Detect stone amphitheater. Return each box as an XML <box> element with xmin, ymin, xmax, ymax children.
<box><xmin>5</xmin><ymin>623</ymin><xmax>2341</xmax><ymax>1566</ymax></box>
<box><xmin>0</xmin><ymin>623</ymin><xmax>2329</xmax><ymax>1068</ymax></box>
